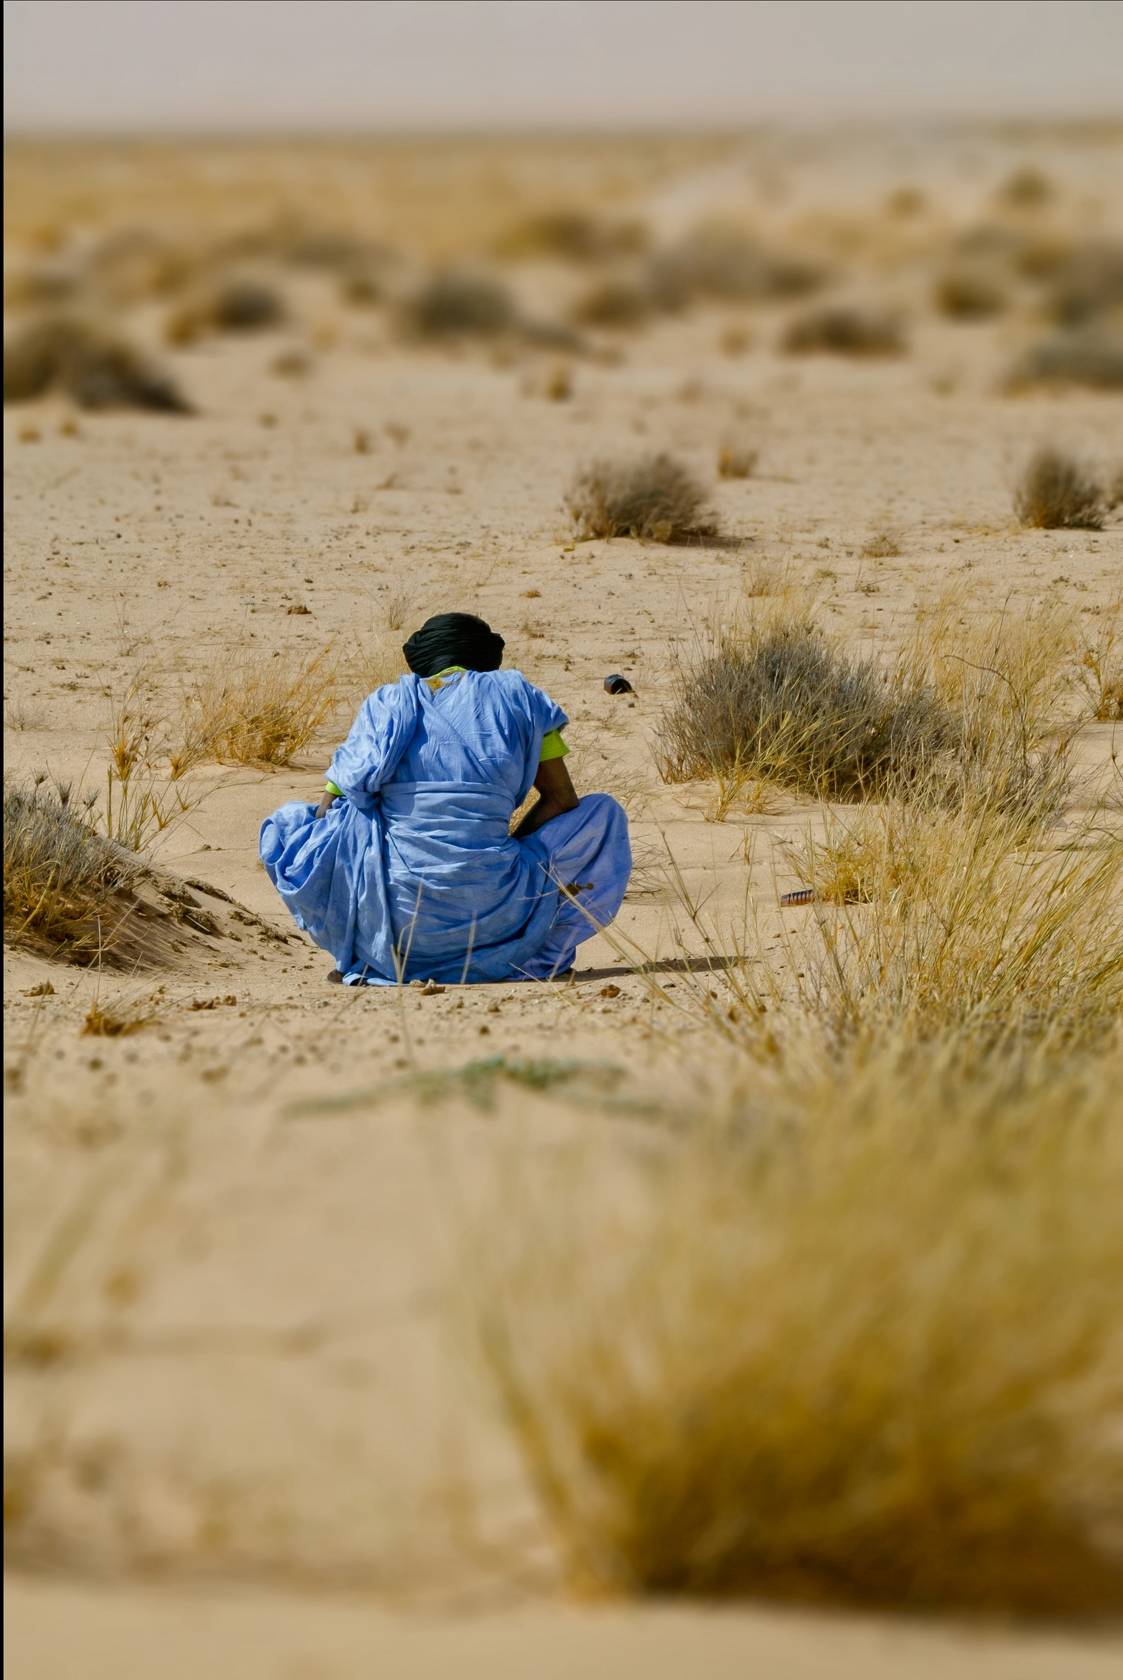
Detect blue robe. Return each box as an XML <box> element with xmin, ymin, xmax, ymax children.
<box><xmin>260</xmin><ymin>669</ymin><xmax>631</xmax><ymax>984</ymax></box>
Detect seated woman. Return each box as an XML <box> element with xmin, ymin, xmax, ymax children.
<box><xmin>260</xmin><ymin>612</ymin><xmax>631</xmax><ymax>984</ymax></box>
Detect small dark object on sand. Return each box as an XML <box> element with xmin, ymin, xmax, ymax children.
<box><xmin>604</xmin><ymin>674</ymin><xmax>635</xmax><ymax>695</ymax></box>
<box><xmin>780</xmin><ymin>888</ymin><xmax>817</xmax><ymax>907</ymax></box>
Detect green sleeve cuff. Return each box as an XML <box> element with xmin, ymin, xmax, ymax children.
<box><xmin>324</xmin><ymin>779</ymin><xmax>343</xmax><ymax>798</ymax></box>
<box><xmin>539</xmin><ymin>729</ymin><xmax>569</xmax><ymax>762</ymax></box>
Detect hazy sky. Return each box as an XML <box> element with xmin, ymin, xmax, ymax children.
<box><xmin>5</xmin><ymin>0</ymin><xmax>1123</xmax><ymax>134</ymax></box>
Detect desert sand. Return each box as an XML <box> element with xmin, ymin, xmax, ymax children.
<box><xmin>4</xmin><ymin>124</ymin><xmax>1122</xmax><ymax>1674</ymax></box>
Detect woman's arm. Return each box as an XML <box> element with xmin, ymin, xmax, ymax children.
<box><xmin>513</xmin><ymin>756</ymin><xmax>579</xmax><ymax>839</ymax></box>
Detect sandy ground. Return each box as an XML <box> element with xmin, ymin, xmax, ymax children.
<box><xmin>5</xmin><ymin>126</ymin><xmax>1122</xmax><ymax>1674</ymax></box>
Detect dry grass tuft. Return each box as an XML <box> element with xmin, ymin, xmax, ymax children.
<box><xmin>165</xmin><ymin>276</ymin><xmax>286</xmax><ymax>344</ymax></box>
<box><xmin>1006</xmin><ymin>328</ymin><xmax>1123</xmax><ymax>391</ymax></box>
<box><xmin>174</xmin><ymin>649</ymin><xmax>337</xmax><ymax>772</ymax></box>
<box><xmin>860</xmin><ymin>525</ymin><xmax>903</xmax><ymax>558</ymax></box>
<box><xmin>1046</xmin><ymin>240</ymin><xmax>1123</xmax><ymax>327</ymax></box>
<box><xmin>472</xmin><ymin>1044</ymin><xmax>1123</xmax><ymax>1612</ymax></box>
<box><xmin>781</xmin><ymin>305</ymin><xmax>905</xmax><ymax>358</ymax></box>
<box><xmin>571</xmin><ymin>276</ymin><xmax>653</xmax><ymax>330</ymax></box>
<box><xmin>496</xmin><ymin>208</ymin><xmax>646</xmax><ymax>265</ymax></box>
<box><xmin>650</xmin><ymin>225</ymin><xmax>824</xmax><ymax>307</ymax></box>
<box><xmin>82</xmin><ymin>999</ymin><xmax>157</xmax><ymax>1038</ymax></box>
<box><xmin>997</xmin><ymin>165</ymin><xmax>1054</xmax><ymax>209</ymax></box>
<box><xmin>1014</xmin><ymin>448</ymin><xmax>1105</xmax><ymax>530</ymax></box>
<box><xmin>566</xmin><ymin>454</ymin><xmax>718</xmax><ymax>544</ymax></box>
<box><xmin>4</xmin><ymin>317</ymin><xmax>192</xmax><ymax>412</ymax></box>
<box><xmin>933</xmin><ymin>267</ymin><xmax>1008</xmax><ymax>319</ymax></box>
<box><xmin>1073</xmin><ymin>600</ymin><xmax>1123</xmax><ymax>721</ymax></box>
<box><xmin>3</xmin><ymin>781</ymin><xmax>163</xmax><ymax>969</ymax></box>
<box><xmin>716</xmin><ymin>444</ymin><xmax>758</xmax><ymax>481</ymax></box>
<box><xmin>401</xmin><ymin>272</ymin><xmax>518</xmax><ymax>339</ymax></box>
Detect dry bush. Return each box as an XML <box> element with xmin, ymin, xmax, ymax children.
<box><xmin>1006</xmin><ymin>328</ymin><xmax>1123</xmax><ymax>391</ymax></box>
<box><xmin>781</xmin><ymin>305</ymin><xmax>905</xmax><ymax>357</ymax></box>
<box><xmin>496</xmin><ymin>208</ymin><xmax>647</xmax><ymax>264</ymax></box>
<box><xmin>650</xmin><ymin>225</ymin><xmax>824</xmax><ymax>307</ymax></box>
<box><xmin>566</xmin><ymin>454</ymin><xmax>718</xmax><ymax>544</ymax></box>
<box><xmin>656</xmin><ymin>619</ymin><xmax>957</xmax><ymax>801</ymax></box>
<box><xmin>472</xmin><ymin>1042</ymin><xmax>1123</xmax><ymax>1612</ymax></box>
<box><xmin>174</xmin><ymin>650</ymin><xmax>337</xmax><ymax>772</ymax></box>
<box><xmin>716</xmin><ymin>444</ymin><xmax>758</xmax><ymax>480</ymax></box>
<box><xmin>3</xmin><ymin>317</ymin><xmax>192</xmax><ymax>413</ymax></box>
<box><xmin>1073</xmin><ymin>600</ymin><xmax>1123</xmax><ymax>721</ymax></box>
<box><xmin>166</xmin><ymin>276</ymin><xmax>286</xmax><ymax>344</ymax></box>
<box><xmin>884</xmin><ymin>185</ymin><xmax>927</xmax><ymax>217</ymax></box>
<box><xmin>571</xmin><ymin>276</ymin><xmax>654</xmax><ymax>330</ymax></box>
<box><xmin>1014</xmin><ymin>448</ymin><xmax>1105</xmax><ymax>530</ymax></box>
<box><xmin>1046</xmin><ymin>240</ymin><xmax>1123</xmax><ymax>327</ymax></box>
<box><xmin>400</xmin><ymin>272</ymin><xmax>518</xmax><ymax>339</ymax></box>
<box><xmin>933</xmin><ymin>267</ymin><xmax>1008</xmax><ymax>319</ymax></box>
<box><xmin>860</xmin><ymin>525</ymin><xmax>902</xmax><ymax>558</ymax></box>
<box><xmin>3</xmin><ymin>781</ymin><xmax>165</xmax><ymax>968</ymax></box>
<box><xmin>997</xmin><ymin>165</ymin><xmax>1054</xmax><ymax>209</ymax></box>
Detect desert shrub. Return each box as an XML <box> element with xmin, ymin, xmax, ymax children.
<box><xmin>1014</xmin><ymin>448</ymin><xmax>1105</xmax><ymax>530</ymax></box>
<box><xmin>496</xmin><ymin>208</ymin><xmax>647</xmax><ymax>264</ymax></box>
<box><xmin>166</xmin><ymin>277</ymin><xmax>286</xmax><ymax>344</ymax></box>
<box><xmin>649</xmin><ymin>225</ymin><xmax>824</xmax><ymax>306</ymax></box>
<box><xmin>3</xmin><ymin>781</ymin><xmax>164</xmax><ymax>968</ymax></box>
<box><xmin>1006</xmin><ymin>328</ymin><xmax>1123</xmax><ymax>391</ymax></box>
<box><xmin>400</xmin><ymin>272</ymin><xmax>518</xmax><ymax>339</ymax></box>
<box><xmin>997</xmin><ymin>165</ymin><xmax>1054</xmax><ymax>209</ymax></box>
<box><xmin>3</xmin><ymin>317</ymin><xmax>192</xmax><ymax>413</ymax></box>
<box><xmin>716</xmin><ymin>444</ymin><xmax>758</xmax><ymax>480</ymax></box>
<box><xmin>174</xmin><ymin>649</ymin><xmax>337</xmax><ymax>771</ymax></box>
<box><xmin>1046</xmin><ymin>240</ymin><xmax>1123</xmax><ymax>326</ymax></box>
<box><xmin>566</xmin><ymin>454</ymin><xmax>717</xmax><ymax>544</ymax></box>
<box><xmin>473</xmin><ymin>1043</ymin><xmax>1123</xmax><ymax>1611</ymax></box>
<box><xmin>657</xmin><ymin>621</ymin><xmax>955</xmax><ymax>800</ymax></box>
<box><xmin>933</xmin><ymin>267</ymin><xmax>1007</xmax><ymax>319</ymax></box>
<box><xmin>571</xmin><ymin>276</ymin><xmax>653</xmax><ymax>329</ymax></box>
<box><xmin>1073</xmin><ymin>599</ymin><xmax>1123</xmax><ymax>721</ymax></box>
<box><xmin>860</xmin><ymin>525</ymin><xmax>902</xmax><ymax>558</ymax></box>
<box><xmin>781</xmin><ymin>305</ymin><xmax>905</xmax><ymax>357</ymax></box>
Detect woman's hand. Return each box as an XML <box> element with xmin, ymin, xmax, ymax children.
<box><xmin>314</xmin><ymin>791</ymin><xmax>337</xmax><ymax>820</ymax></box>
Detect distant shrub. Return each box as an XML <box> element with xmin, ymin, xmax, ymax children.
<box><xmin>649</xmin><ymin>225</ymin><xmax>824</xmax><ymax>306</ymax></box>
<box><xmin>571</xmin><ymin>276</ymin><xmax>653</xmax><ymax>329</ymax></box>
<box><xmin>1014</xmin><ymin>448</ymin><xmax>1105</xmax><ymax>531</ymax></box>
<box><xmin>716</xmin><ymin>444</ymin><xmax>758</xmax><ymax>480</ymax></box>
<box><xmin>1046</xmin><ymin>240</ymin><xmax>1123</xmax><ymax>326</ymax></box>
<box><xmin>997</xmin><ymin>165</ymin><xmax>1054</xmax><ymax>209</ymax></box>
<box><xmin>1006</xmin><ymin>328</ymin><xmax>1123</xmax><ymax>391</ymax></box>
<box><xmin>781</xmin><ymin>306</ymin><xmax>906</xmax><ymax>357</ymax></box>
<box><xmin>496</xmin><ymin>208</ymin><xmax>647</xmax><ymax>264</ymax></box>
<box><xmin>3</xmin><ymin>317</ymin><xmax>192</xmax><ymax>413</ymax></box>
<box><xmin>166</xmin><ymin>277</ymin><xmax>286</xmax><ymax>344</ymax></box>
<box><xmin>566</xmin><ymin>454</ymin><xmax>718</xmax><ymax>543</ymax></box>
<box><xmin>401</xmin><ymin>272</ymin><xmax>518</xmax><ymax>338</ymax></box>
<box><xmin>934</xmin><ymin>267</ymin><xmax>1008</xmax><ymax>319</ymax></box>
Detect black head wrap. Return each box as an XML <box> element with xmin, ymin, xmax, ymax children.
<box><xmin>402</xmin><ymin>612</ymin><xmax>505</xmax><ymax>678</ymax></box>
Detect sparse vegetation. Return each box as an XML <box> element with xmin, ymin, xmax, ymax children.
<box><xmin>4</xmin><ymin>317</ymin><xmax>192</xmax><ymax>412</ymax></box>
<box><xmin>175</xmin><ymin>649</ymin><xmax>337</xmax><ymax>770</ymax></box>
<box><xmin>571</xmin><ymin>276</ymin><xmax>653</xmax><ymax>330</ymax></box>
<box><xmin>650</xmin><ymin>225</ymin><xmax>824</xmax><ymax>307</ymax></box>
<box><xmin>860</xmin><ymin>525</ymin><xmax>902</xmax><ymax>558</ymax></box>
<box><xmin>401</xmin><ymin>272</ymin><xmax>518</xmax><ymax>339</ymax></box>
<box><xmin>1006</xmin><ymin>328</ymin><xmax>1123</xmax><ymax>391</ymax></box>
<box><xmin>3</xmin><ymin>781</ymin><xmax>159</xmax><ymax>968</ymax></box>
<box><xmin>496</xmin><ymin>208</ymin><xmax>646</xmax><ymax>264</ymax></box>
<box><xmin>1014</xmin><ymin>448</ymin><xmax>1105</xmax><ymax>531</ymax></box>
<box><xmin>716</xmin><ymin>445</ymin><xmax>758</xmax><ymax>480</ymax></box>
<box><xmin>566</xmin><ymin>454</ymin><xmax>718</xmax><ymax>544</ymax></box>
<box><xmin>997</xmin><ymin>165</ymin><xmax>1053</xmax><ymax>209</ymax></box>
<box><xmin>1046</xmin><ymin>239</ymin><xmax>1123</xmax><ymax>326</ymax></box>
<box><xmin>781</xmin><ymin>305</ymin><xmax>905</xmax><ymax>357</ymax></box>
<box><xmin>657</xmin><ymin>617</ymin><xmax>956</xmax><ymax>800</ymax></box>
<box><xmin>166</xmin><ymin>277</ymin><xmax>286</xmax><ymax>344</ymax></box>
<box><xmin>473</xmin><ymin>1043</ymin><xmax>1123</xmax><ymax>1611</ymax></box>
<box><xmin>933</xmin><ymin>267</ymin><xmax>1007</xmax><ymax>319</ymax></box>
